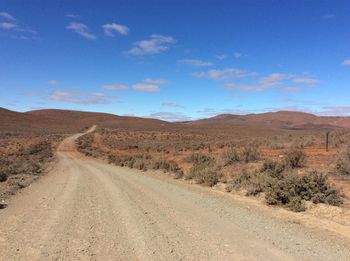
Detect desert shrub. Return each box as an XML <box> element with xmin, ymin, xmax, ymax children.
<box><xmin>191</xmin><ymin>165</ymin><xmax>220</xmax><ymax>187</ymax></box>
<box><xmin>241</xmin><ymin>145</ymin><xmax>260</xmax><ymax>163</ymax></box>
<box><xmin>229</xmin><ymin>166</ymin><xmax>342</xmax><ymax>211</ymax></box>
<box><xmin>0</xmin><ymin>169</ymin><xmax>7</xmax><ymax>182</ymax></box>
<box><xmin>151</xmin><ymin>159</ymin><xmax>182</xmax><ymax>174</ymax></box>
<box><xmin>283</xmin><ymin>147</ymin><xmax>306</xmax><ymax>168</ymax></box>
<box><xmin>229</xmin><ymin>169</ymin><xmax>268</xmax><ymax>195</ymax></box>
<box><xmin>189</xmin><ymin>154</ymin><xmax>220</xmax><ymax>186</ymax></box>
<box><xmin>265</xmin><ymin>170</ymin><xmax>342</xmax><ymax>211</ymax></box>
<box><xmin>189</xmin><ymin>153</ymin><xmax>214</xmax><ymax>165</ymax></box>
<box><xmin>222</xmin><ymin>149</ymin><xmax>240</xmax><ymax>166</ymax></box>
<box><xmin>334</xmin><ymin>147</ymin><xmax>350</xmax><ymax>176</ymax></box>
<box><xmin>260</xmin><ymin>159</ymin><xmax>285</xmax><ymax>179</ymax></box>
<box><xmin>221</xmin><ymin>145</ymin><xmax>260</xmax><ymax>165</ymax></box>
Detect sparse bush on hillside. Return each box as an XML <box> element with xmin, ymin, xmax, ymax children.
<box><xmin>335</xmin><ymin>147</ymin><xmax>350</xmax><ymax>176</ymax></box>
<box><xmin>283</xmin><ymin>147</ymin><xmax>306</xmax><ymax>168</ymax></box>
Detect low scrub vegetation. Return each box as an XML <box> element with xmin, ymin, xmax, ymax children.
<box><xmin>227</xmin><ymin>159</ymin><xmax>342</xmax><ymax>212</ymax></box>
<box><xmin>334</xmin><ymin>147</ymin><xmax>350</xmax><ymax>176</ymax></box>
<box><xmin>74</xmin><ymin>127</ymin><xmax>347</xmax><ymax>212</ymax></box>
<box><xmin>186</xmin><ymin>153</ymin><xmax>221</xmax><ymax>187</ymax></box>
<box><xmin>108</xmin><ymin>153</ymin><xmax>184</xmax><ymax>178</ymax></box>
<box><xmin>222</xmin><ymin>145</ymin><xmax>260</xmax><ymax>166</ymax></box>
<box><xmin>0</xmin><ymin>134</ymin><xmax>62</xmax><ymax>184</ymax></box>
<box><xmin>283</xmin><ymin>147</ymin><xmax>306</xmax><ymax>168</ymax></box>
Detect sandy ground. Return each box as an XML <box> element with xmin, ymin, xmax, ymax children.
<box><xmin>1</xmin><ymin>128</ymin><xmax>350</xmax><ymax>260</ymax></box>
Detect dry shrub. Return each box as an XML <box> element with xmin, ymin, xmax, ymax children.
<box><xmin>222</xmin><ymin>145</ymin><xmax>260</xmax><ymax>166</ymax></box>
<box><xmin>335</xmin><ymin>147</ymin><xmax>350</xmax><ymax>176</ymax></box>
<box><xmin>188</xmin><ymin>153</ymin><xmax>220</xmax><ymax>187</ymax></box>
<box><xmin>228</xmin><ymin>159</ymin><xmax>342</xmax><ymax>212</ymax></box>
<box><xmin>283</xmin><ymin>147</ymin><xmax>306</xmax><ymax>168</ymax></box>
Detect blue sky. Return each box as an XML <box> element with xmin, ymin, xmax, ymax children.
<box><xmin>1</xmin><ymin>0</ymin><xmax>350</xmax><ymax>121</ymax></box>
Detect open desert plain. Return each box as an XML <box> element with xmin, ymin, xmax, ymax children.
<box><xmin>2</xmin><ymin>1</ymin><xmax>350</xmax><ymax>260</ymax></box>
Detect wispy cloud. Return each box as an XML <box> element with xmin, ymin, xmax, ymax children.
<box><xmin>161</xmin><ymin>102</ymin><xmax>182</xmax><ymax>108</ymax></box>
<box><xmin>179</xmin><ymin>59</ymin><xmax>213</xmax><ymax>67</ymax></box>
<box><xmin>146</xmin><ymin>111</ymin><xmax>192</xmax><ymax>122</ymax></box>
<box><xmin>143</xmin><ymin>78</ymin><xmax>169</xmax><ymax>84</ymax></box>
<box><xmin>0</xmin><ymin>11</ymin><xmax>15</xmax><ymax>21</ymax></box>
<box><xmin>193</xmin><ymin>68</ymin><xmax>256</xmax><ymax>80</ymax></box>
<box><xmin>215</xmin><ymin>55</ymin><xmax>226</xmax><ymax>60</ymax></box>
<box><xmin>102</xmin><ymin>23</ymin><xmax>129</xmax><ymax>36</ymax></box>
<box><xmin>224</xmin><ymin>84</ymin><xmax>265</xmax><ymax>92</ymax></box>
<box><xmin>234</xmin><ymin>52</ymin><xmax>242</xmax><ymax>59</ymax></box>
<box><xmin>46</xmin><ymin>90</ymin><xmax>114</xmax><ymax>104</ymax></box>
<box><xmin>319</xmin><ymin>106</ymin><xmax>350</xmax><ymax>116</ymax></box>
<box><xmin>48</xmin><ymin>80</ymin><xmax>58</xmax><ymax>86</ymax></box>
<box><xmin>66</xmin><ymin>22</ymin><xmax>96</xmax><ymax>40</ymax></box>
<box><xmin>342</xmin><ymin>59</ymin><xmax>350</xmax><ymax>66</ymax></box>
<box><xmin>196</xmin><ymin>107</ymin><xmax>253</xmax><ymax>117</ymax></box>
<box><xmin>127</xmin><ymin>34</ymin><xmax>175</xmax><ymax>56</ymax></box>
<box><xmin>0</xmin><ymin>15</ymin><xmax>38</xmax><ymax>40</ymax></box>
<box><xmin>224</xmin><ymin>73</ymin><xmax>318</xmax><ymax>92</ymax></box>
<box><xmin>132</xmin><ymin>83</ymin><xmax>160</xmax><ymax>92</ymax></box>
<box><xmin>292</xmin><ymin>76</ymin><xmax>319</xmax><ymax>83</ymax></box>
<box><xmin>65</xmin><ymin>14</ymin><xmax>80</xmax><ymax>19</ymax></box>
<box><xmin>0</xmin><ymin>22</ymin><xmax>17</xmax><ymax>29</ymax></box>
<box><xmin>323</xmin><ymin>14</ymin><xmax>336</xmax><ymax>19</ymax></box>
<box><xmin>102</xmin><ymin>84</ymin><xmax>128</xmax><ymax>90</ymax></box>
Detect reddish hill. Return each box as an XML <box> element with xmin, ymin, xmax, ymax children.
<box><xmin>189</xmin><ymin>111</ymin><xmax>350</xmax><ymax>130</ymax></box>
<box><xmin>0</xmin><ymin>108</ymin><xmax>171</xmax><ymax>133</ymax></box>
<box><xmin>2</xmin><ymin>108</ymin><xmax>350</xmax><ymax>133</ymax></box>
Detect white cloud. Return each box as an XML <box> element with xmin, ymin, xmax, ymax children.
<box><xmin>161</xmin><ymin>102</ymin><xmax>182</xmax><ymax>107</ymax></box>
<box><xmin>0</xmin><ymin>11</ymin><xmax>15</xmax><ymax>21</ymax></box>
<box><xmin>292</xmin><ymin>76</ymin><xmax>319</xmax><ymax>83</ymax></box>
<box><xmin>319</xmin><ymin>106</ymin><xmax>350</xmax><ymax>116</ymax></box>
<box><xmin>46</xmin><ymin>90</ymin><xmax>114</xmax><ymax>104</ymax></box>
<box><xmin>0</xmin><ymin>22</ymin><xmax>17</xmax><ymax>29</ymax></box>
<box><xmin>224</xmin><ymin>84</ymin><xmax>265</xmax><ymax>92</ymax></box>
<box><xmin>132</xmin><ymin>83</ymin><xmax>160</xmax><ymax>92</ymax></box>
<box><xmin>102</xmin><ymin>84</ymin><xmax>128</xmax><ymax>90</ymax></box>
<box><xmin>258</xmin><ymin>73</ymin><xmax>292</xmax><ymax>87</ymax></box>
<box><xmin>65</xmin><ymin>14</ymin><xmax>80</xmax><ymax>19</ymax></box>
<box><xmin>48</xmin><ymin>80</ymin><xmax>58</xmax><ymax>86</ymax></box>
<box><xmin>147</xmin><ymin>111</ymin><xmax>192</xmax><ymax>122</ymax></box>
<box><xmin>284</xmin><ymin>87</ymin><xmax>304</xmax><ymax>92</ymax></box>
<box><xmin>127</xmin><ymin>34</ymin><xmax>175</xmax><ymax>56</ymax></box>
<box><xmin>224</xmin><ymin>73</ymin><xmax>318</xmax><ymax>93</ymax></box>
<box><xmin>143</xmin><ymin>78</ymin><xmax>169</xmax><ymax>84</ymax></box>
<box><xmin>193</xmin><ymin>68</ymin><xmax>255</xmax><ymax>80</ymax></box>
<box><xmin>323</xmin><ymin>14</ymin><xmax>336</xmax><ymax>19</ymax></box>
<box><xmin>215</xmin><ymin>55</ymin><xmax>226</xmax><ymax>60</ymax></box>
<box><xmin>102</xmin><ymin>23</ymin><xmax>129</xmax><ymax>36</ymax></box>
<box><xmin>234</xmin><ymin>52</ymin><xmax>242</xmax><ymax>59</ymax></box>
<box><xmin>66</xmin><ymin>22</ymin><xmax>96</xmax><ymax>40</ymax></box>
<box><xmin>179</xmin><ymin>59</ymin><xmax>213</xmax><ymax>67</ymax></box>
<box><xmin>342</xmin><ymin>59</ymin><xmax>350</xmax><ymax>66</ymax></box>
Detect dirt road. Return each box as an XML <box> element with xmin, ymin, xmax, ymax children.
<box><xmin>1</xmin><ymin>129</ymin><xmax>350</xmax><ymax>260</ymax></box>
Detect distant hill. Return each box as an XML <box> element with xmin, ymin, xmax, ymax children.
<box><xmin>187</xmin><ymin>111</ymin><xmax>350</xmax><ymax>130</ymax></box>
<box><xmin>0</xmin><ymin>108</ymin><xmax>171</xmax><ymax>133</ymax></box>
<box><xmin>2</xmin><ymin>108</ymin><xmax>350</xmax><ymax>133</ymax></box>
